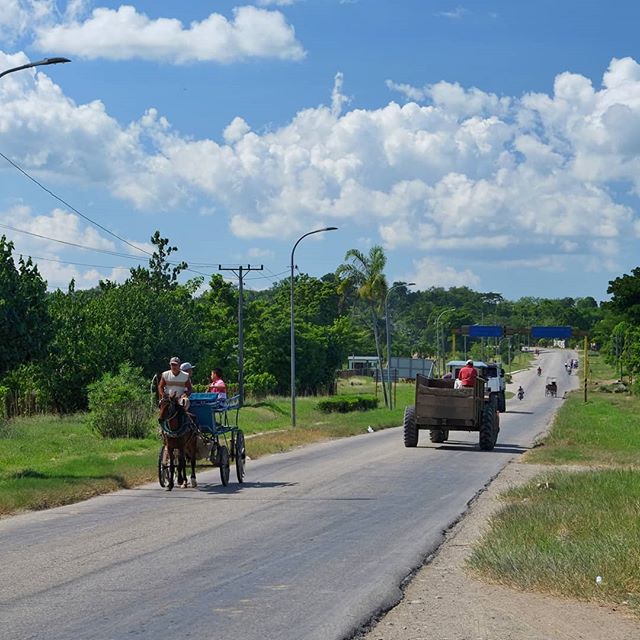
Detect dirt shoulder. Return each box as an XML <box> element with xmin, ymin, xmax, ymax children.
<box><xmin>357</xmin><ymin>460</ymin><xmax>640</xmax><ymax>640</ymax></box>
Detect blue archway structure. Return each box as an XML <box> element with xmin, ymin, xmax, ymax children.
<box><xmin>455</xmin><ymin>325</ymin><xmax>589</xmax><ymax>401</ymax></box>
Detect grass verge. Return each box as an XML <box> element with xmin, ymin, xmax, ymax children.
<box><xmin>0</xmin><ymin>378</ymin><xmax>414</xmax><ymax>516</ymax></box>
<box><xmin>468</xmin><ymin>352</ymin><xmax>640</xmax><ymax>616</ymax></box>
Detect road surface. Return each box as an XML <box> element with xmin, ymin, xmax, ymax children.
<box><xmin>0</xmin><ymin>349</ymin><xmax>578</xmax><ymax>640</ymax></box>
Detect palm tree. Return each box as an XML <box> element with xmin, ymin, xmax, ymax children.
<box><xmin>336</xmin><ymin>245</ymin><xmax>389</xmax><ymax>406</ymax></box>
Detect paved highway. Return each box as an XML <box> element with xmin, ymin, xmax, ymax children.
<box><xmin>0</xmin><ymin>349</ymin><xmax>578</xmax><ymax>640</ymax></box>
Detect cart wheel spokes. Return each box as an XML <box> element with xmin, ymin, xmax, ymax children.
<box><xmin>158</xmin><ymin>445</ymin><xmax>169</xmax><ymax>488</ymax></box>
<box><xmin>219</xmin><ymin>445</ymin><xmax>230</xmax><ymax>486</ymax></box>
<box><xmin>235</xmin><ymin>430</ymin><xmax>245</xmax><ymax>483</ymax></box>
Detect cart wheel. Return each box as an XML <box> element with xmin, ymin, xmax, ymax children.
<box><xmin>158</xmin><ymin>445</ymin><xmax>168</xmax><ymax>488</ymax></box>
<box><xmin>235</xmin><ymin>430</ymin><xmax>246</xmax><ymax>483</ymax></box>
<box><xmin>209</xmin><ymin>443</ymin><xmax>218</xmax><ymax>467</ymax></box>
<box><xmin>219</xmin><ymin>445</ymin><xmax>230</xmax><ymax>486</ymax></box>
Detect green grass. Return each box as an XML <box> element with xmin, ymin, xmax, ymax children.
<box><xmin>586</xmin><ymin>351</ymin><xmax>616</xmax><ymax>382</ymax></box>
<box><xmin>526</xmin><ymin>392</ymin><xmax>640</xmax><ymax>466</ymax></box>
<box><xmin>0</xmin><ymin>414</ymin><xmax>159</xmax><ymax>515</ymax></box>
<box><xmin>510</xmin><ymin>350</ymin><xmax>535</xmax><ymax>371</ymax></box>
<box><xmin>0</xmin><ymin>379</ymin><xmax>415</xmax><ymax>515</ymax></box>
<box><xmin>468</xmin><ymin>350</ymin><xmax>640</xmax><ymax>615</ymax></box>
<box><xmin>468</xmin><ymin>469</ymin><xmax>640</xmax><ymax>614</ymax></box>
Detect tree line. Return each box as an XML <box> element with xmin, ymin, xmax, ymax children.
<box><xmin>1</xmin><ymin>230</ymin><xmax>630</xmax><ymax>415</ymax></box>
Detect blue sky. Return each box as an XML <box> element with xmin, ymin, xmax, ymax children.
<box><xmin>2</xmin><ymin>0</ymin><xmax>640</xmax><ymax>300</ymax></box>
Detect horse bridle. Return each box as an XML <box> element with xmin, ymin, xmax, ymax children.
<box><xmin>159</xmin><ymin>396</ymin><xmax>193</xmax><ymax>438</ymax></box>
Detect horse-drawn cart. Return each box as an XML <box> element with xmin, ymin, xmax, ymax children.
<box><xmin>158</xmin><ymin>393</ymin><xmax>246</xmax><ymax>489</ymax></box>
<box><xmin>545</xmin><ymin>377</ymin><xmax>558</xmax><ymax>397</ymax></box>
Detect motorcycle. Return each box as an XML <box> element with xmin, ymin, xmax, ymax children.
<box><xmin>537</xmin><ymin>368</ymin><xmax>542</xmax><ymax>376</ymax></box>
<box><xmin>517</xmin><ymin>388</ymin><xmax>525</xmax><ymax>400</ymax></box>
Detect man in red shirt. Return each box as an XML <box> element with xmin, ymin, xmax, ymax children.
<box><xmin>458</xmin><ymin>359</ymin><xmax>477</xmax><ymax>387</ymax></box>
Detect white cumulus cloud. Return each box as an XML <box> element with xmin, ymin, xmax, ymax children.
<box><xmin>33</xmin><ymin>4</ymin><xmax>305</xmax><ymax>62</ymax></box>
<box><xmin>403</xmin><ymin>257</ymin><xmax>480</xmax><ymax>289</ymax></box>
<box><xmin>3</xmin><ymin>53</ymin><xmax>640</xmax><ymax>286</ymax></box>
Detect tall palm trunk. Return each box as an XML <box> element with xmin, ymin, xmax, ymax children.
<box><xmin>371</xmin><ymin>308</ymin><xmax>389</xmax><ymax>408</ymax></box>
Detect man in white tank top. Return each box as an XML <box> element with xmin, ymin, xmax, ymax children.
<box><xmin>158</xmin><ymin>356</ymin><xmax>193</xmax><ymax>409</ymax></box>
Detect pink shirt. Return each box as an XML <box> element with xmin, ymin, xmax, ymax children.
<box><xmin>207</xmin><ymin>379</ymin><xmax>227</xmax><ymax>398</ymax></box>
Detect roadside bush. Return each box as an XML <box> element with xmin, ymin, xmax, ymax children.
<box><xmin>88</xmin><ymin>363</ymin><xmax>152</xmax><ymax>438</ymax></box>
<box><xmin>317</xmin><ymin>394</ymin><xmax>378</xmax><ymax>413</ymax></box>
<box><xmin>245</xmin><ymin>372</ymin><xmax>278</xmax><ymax>399</ymax></box>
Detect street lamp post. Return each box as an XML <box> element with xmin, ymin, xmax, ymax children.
<box><xmin>0</xmin><ymin>57</ymin><xmax>71</xmax><ymax>80</ymax></box>
<box><xmin>384</xmin><ymin>282</ymin><xmax>415</xmax><ymax>409</ymax></box>
<box><xmin>290</xmin><ymin>226</ymin><xmax>338</xmax><ymax>427</ymax></box>
<box><xmin>435</xmin><ymin>308</ymin><xmax>454</xmax><ymax>375</ymax></box>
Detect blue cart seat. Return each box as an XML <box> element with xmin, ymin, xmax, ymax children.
<box><xmin>189</xmin><ymin>393</ymin><xmax>240</xmax><ymax>433</ymax></box>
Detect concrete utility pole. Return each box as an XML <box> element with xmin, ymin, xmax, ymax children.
<box><xmin>219</xmin><ymin>264</ymin><xmax>264</xmax><ymax>407</ymax></box>
<box><xmin>384</xmin><ymin>282</ymin><xmax>415</xmax><ymax>409</ymax></box>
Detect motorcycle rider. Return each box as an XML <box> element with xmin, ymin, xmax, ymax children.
<box><xmin>517</xmin><ymin>385</ymin><xmax>525</xmax><ymax>399</ymax></box>
<box><xmin>537</xmin><ymin>366</ymin><xmax>542</xmax><ymax>376</ymax></box>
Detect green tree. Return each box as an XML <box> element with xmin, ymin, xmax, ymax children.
<box><xmin>244</xmin><ymin>275</ymin><xmax>355</xmax><ymax>395</ymax></box>
<box><xmin>607</xmin><ymin>268</ymin><xmax>640</xmax><ymax>324</ymax></box>
<box><xmin>0</xmin><ymin>236</ymin><xmax>51</xmax><ymax>376</ymax></box>
<box><xmin>128</xmin><ymin>231</ymin><xmax>187</xmax><ymax>291</ymax></box>
<box><xmin>194</xmin><ymin>274</ymin><xmax>239</xmax><ymax>386</ymax></box>
<box><xmin>336</xmin><ymin>246</ymin><xmax>389</xmax><ymax>405</ymax></box>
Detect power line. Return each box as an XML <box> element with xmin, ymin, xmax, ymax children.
<box><xmin>245</xmin><ymin>267</ymin><xmax>289</xmax><ymax>281</ymax></box>
<box><xmin>0</xmin><ymin>152</ymin><xmax>290</xmax><ymax>285</ymax></box>
<box><xmin>0</xmin><ymin>151</ymin><xmax>153</xmax><ymax>257</ymax></box>
<box><xmin>0</xmin><ymin>222</ymin><xmax>146</xmax><ymax>260</ymax></box>
<box><xmin>0</xmin><ymin>221</ymin><xmax>214</xmax><ymax>279</ymax></box>
<box><xmin>16</xmin><ymin>253</ymin><xmax>132</xmax><ymax>270</ymax></box>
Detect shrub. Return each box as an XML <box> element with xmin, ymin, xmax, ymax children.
<box><xmin>0</xmin><ymin>364</ymin><xmax>50</xmax><ymax>417</ymax></box>
<box><xmin>317</xmin><ymin>394</ymin><xmax>378</xmax><ymax>413</ymax></box>
<box><xmin>88</xmin><ymin>363</ymin><xmax>152</xmax><ymax>438</ymax></box>
<box><xmin>245</xmin><ymin>372</ymin><xmax>278</xmax><ymax>399</ymax></box>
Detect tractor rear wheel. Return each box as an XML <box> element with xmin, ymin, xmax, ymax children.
<box><xmin>403</xmin><ymin>406</ymin><xmax>418</xmax><ymax>447</ymax></box>
<box><xmin>479</xmin><ymin>400</ymin><xmax>498</xmax><ymax>451</ymax></box>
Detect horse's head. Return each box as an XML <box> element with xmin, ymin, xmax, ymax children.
<box><xmin>159</xmin><ymin>393</ymin><xmax>181</xmax><ymax>425</ymax></box>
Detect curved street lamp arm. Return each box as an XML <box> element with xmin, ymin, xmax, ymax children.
<box><xmin>290</xmin><ymin>226</ymin><xmax>338</xmax><ymax>268</ymax></box>
<box><xmin>0</xmin><ymin>57</ymin><xmax>71</xmax><ymax>80</ymax></box>
<box><xmin>290</xmin><ymin>226</ymin><xmax>338</xmax><ymax>427</ymax></box>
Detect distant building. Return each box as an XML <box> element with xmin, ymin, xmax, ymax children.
<box><xmin>347</xmin><ymin>355</ymin><xmax>380</xmax><ymax>371</ymax></box>
<box><xmin>388</xmin><ymin>357</ymin><xmax>435</xmax><ymax>380</ymax></box>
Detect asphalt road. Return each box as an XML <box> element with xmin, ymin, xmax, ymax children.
<box><xmin>0</xmin><ymin>350</ymin><xmax>578</xmax><ymax>640</ymax></box>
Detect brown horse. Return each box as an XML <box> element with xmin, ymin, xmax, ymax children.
<box><xmin>158</xmin><ymin>394</ymin><xmax>198</xmax><ymax>490</ymax></box>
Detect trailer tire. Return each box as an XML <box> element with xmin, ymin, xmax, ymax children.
<box><xmin>479</xmin><ymin>401</ymin><xmax>497</xmax><ymax>451</ymax></box>
<box><xmin>403</xmin><ymin>406</ymin><xmax>418</xmax><ymax>447</ymax></box>
<box><xmin>429</xmin><ymin>429</ymin><xmax>449</xmax><ymax>443</ymax></box>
